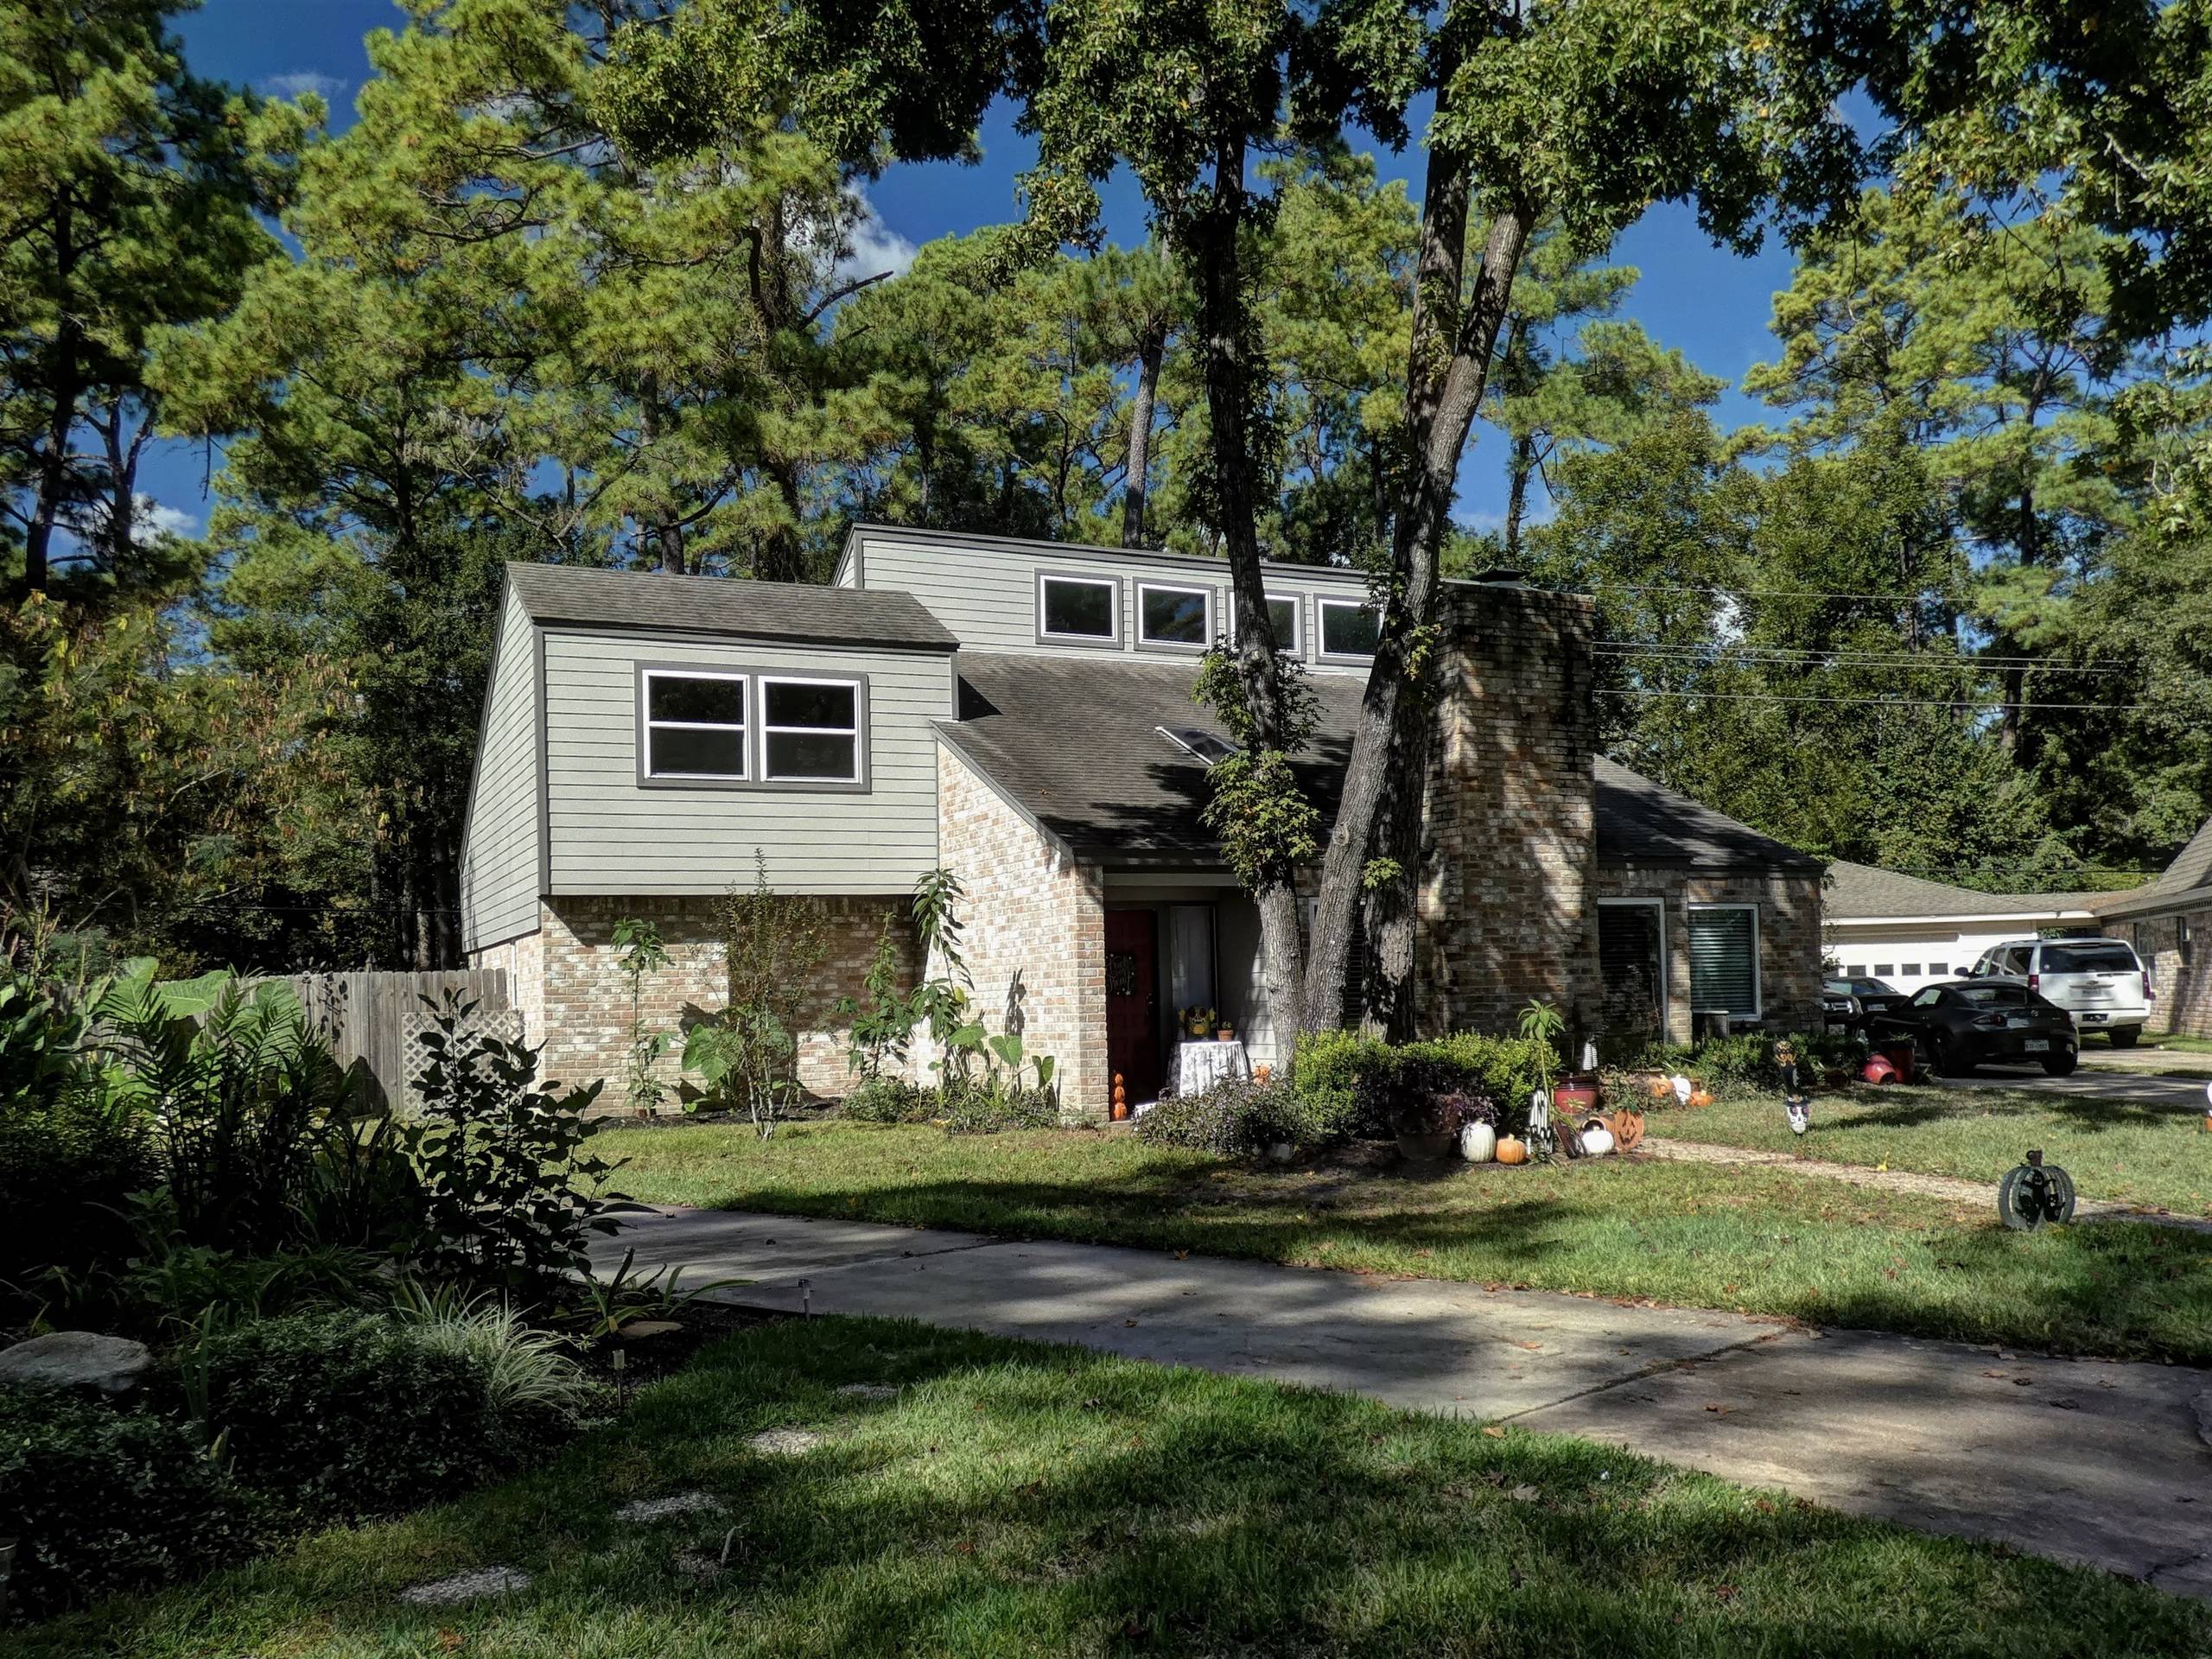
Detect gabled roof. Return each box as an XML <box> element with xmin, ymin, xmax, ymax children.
<box><xmin>938</xmin><ymin>652</ymin><xmax>1816</xmax><ymax>873</ymax></box>
<box><xmin>1825</xmin><ymin>860</ymin><xmax>2102</xmax><ymax>923</ymax></box>
<box><xmin>503</xmin><ymin>562</ymin><xmax>959</xmax><ymax>652</ymax></box>
<box><xmin>2096</xmin><ymin>816</ymin><xmax>2212</xmax><ymax>918</ymax></box>
<box><xmin>1594</xmin><ymin>758</ymin><xmax>1823</xmax><ymax>873</ymax></box>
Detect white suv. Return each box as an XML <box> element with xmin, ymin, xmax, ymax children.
<box><xmin>1967</xmin><ymin>937</ymin><xmax>2153</xmax><ymax>1046</ymax></box>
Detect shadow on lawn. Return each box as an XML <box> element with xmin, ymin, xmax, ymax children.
<box><xmin>30</xmin><ymin>1319</ymin><xmax>2209</xmax><ymax>1658</ymax></box>
<box><xmin>1806</xmin><ymin>1084</ymin><xmax>2197</xmax><ymax>1135</ymax></box>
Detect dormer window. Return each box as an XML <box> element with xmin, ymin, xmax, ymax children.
<box><xmin>1136</xmin><ymin>581</ymin><xmax>1212</xmax><ymax>652</ymax></box>
<box><xmin>1316</xmin><ymin>595</ymin><xmax>1382</xmax><ymax>662</ymax></box>
<box><xmin>1037</xmin><ymin>572</ymin><xmax>1121</xmax><ymax>646</ymax></box>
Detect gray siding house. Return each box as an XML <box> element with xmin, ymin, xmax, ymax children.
<box><xmin>460</xmin><ymin>524</ymin><xmax>1824</xmax><ymax>1113</ymax></box>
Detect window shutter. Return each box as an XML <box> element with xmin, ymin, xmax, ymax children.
<box><xmin>1688</xmin><ymin>909</ymin><xmax>1757</xmax><ymax>1015</ymax></box>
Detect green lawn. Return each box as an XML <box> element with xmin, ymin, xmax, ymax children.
<box><xmin>599</xmin><ymin>1122</ymin><xmax>2212</xmax><ymax>1365</ymax></box>
<box><xmin>1641</xmin><ymin>1081</ymin><xmax>2212</xmax><ymax>1216</ymax></box>
<box><xmin>27</xmin><ymin>1317</ymin><xmax>2209</xmax><ymax>1658</ymax></box>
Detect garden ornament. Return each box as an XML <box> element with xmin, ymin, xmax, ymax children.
<box><xmin>1776</xmin><ymin>1039</ymin><xmax>1810</xmax><ymax>1136</ymax></box>
<box><xmin>1999</xmin><ymin>1148</ymin><xmax>2075</xmax><ymax>1231</ymax></box>
<box><xmin>1670</xmin><ymin>1074</ymin><xmax>1694</xmax><ymax>1105</ymax></box>
<box><xmin>1525</xmin><ymin>1086</ymin><xmax>1558</xmax><ymax>1160</ymax></box>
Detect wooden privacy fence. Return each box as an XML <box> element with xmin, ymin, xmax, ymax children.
<box><xmin>253</xmin><ymin>969</ymin><xmax>513</xmax><ymax>1110</ymax></box>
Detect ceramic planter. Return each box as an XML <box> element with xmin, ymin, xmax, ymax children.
<box><xmin>1459</xmin><ymin>1120</ymin><xmax>1497</xmax><ymax>1163</ymax></box>
<box><xmin>1553</xmin><ymin>1075</ymin><xmax>1601</xmax><ymax>1116</ymax></box>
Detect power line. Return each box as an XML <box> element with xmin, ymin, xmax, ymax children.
<box><xmin>1597</xmin><ymin>686</ymin><xmax>2158</xmax><ymax>710</ymax></box>
<box><xmin>1589</xmin><ymin>581</ymin><xmax>1989</xmax><ymax>603</ymax></box>
<box><xmin>1594</xmin><ymin>643</ymin><xmax>2140</xmax><ymax>674</ymax></box>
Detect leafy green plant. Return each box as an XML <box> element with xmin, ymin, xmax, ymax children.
<box><xmin>834</xmin><ymin>909</ymin><xmax>915</xmax><ymax>1083</ymax></box>
<box><xmin>940</xmin><ymin>1083</ymin><xmax>1060</xmax><ymax>1135</ymax></box>
<box><xmin>404</xmin><ymin>994</ymin><xmax>625</xmax><ymax>1294</ymax></box>
<box><xmin>687</xmin><ymin>852</ymin><xmax>827</xmax><ymax>1138</ymax></box>
<box><xmin>612</xmin><ymin>915</ymin><xmax>673</xmax><ymax>1114</ymax></box>
<box><xmin>0</xmin><ymin>1387</ymin><xmax>261</xmax><ymax>1621</ymax></box>
<box><xmin>907</xmin><ymin>866</ymin><xmax>975</xmax><ymax>1071</ymax></box>
<box><xmin>840</xmin><ymin>1076</ymin><xmax>937</xmax><ymax>1123</ymax></box>
<box><xmin>1135</xmin><ymin>1079</ymin><xmax>1328</xmax><ymax>1156</ymax></box>
<box><xmin>556</xmin><ymin>1246</ymin><xmax>745</xmax><ymax>1341</ymax></box>
<box><xmin>390</xmin><ymin>1282</ymin><xmax>598</xmax><ymax>1419</ymax></box>
<box><xmin>1516</xmin><ymin>999</ymin><xmax>1566</xmax><ymax>1104</ymax></box>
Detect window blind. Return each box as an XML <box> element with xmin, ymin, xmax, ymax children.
<box><xmin>1688</xmin><ymin>908</ymin><xmax>1757</xmax><ymax>1015</ymax></box>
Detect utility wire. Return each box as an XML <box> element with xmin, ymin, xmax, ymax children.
<box><xmin>1594</xmin><ymin>643</ymin><xmax>2140</xmax><ymax>673</ymax></box>
<box><xmin>1597</xmin><ymin>686</ymin><xmax>2158</xmax><ymax>711</ymax></box>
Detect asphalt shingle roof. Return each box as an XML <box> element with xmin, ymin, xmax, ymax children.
<box><xmin>1824</xmin><ymin>860</ymin><xmax>2101</xmax><ymax>921</ymax></box>
<box><xmin>505</xmin><ymin>563</ymin><xmax>959</xmax><ymax>652</ymax></box>
<box><xmin>941</xmin><ymin>652</ymin><xmax>1815</xmax><ymax>873</ymax></box>
<box><xmin>2095</xmin><ymin>816</ymin><xmax>2212</xmax><ymax>918</ymax></box>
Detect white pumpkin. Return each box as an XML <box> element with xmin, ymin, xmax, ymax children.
<box><xmin>1459</xmin><ymin>1121</ymin><xmax>1497</xmax><ymax>1163</ymax></box>
<box><xmin>1578</xmin><ymin>1126</ymin><xmax>1615</xmax><ymax>1158</ymax></box>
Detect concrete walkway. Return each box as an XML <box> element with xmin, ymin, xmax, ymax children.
<box><xmin>1939</xmin><ymin>1065</ymin><xmax>2212</xmax><ymax>1108</ymax></box>
<box><xmin>593</xmin><ymin>1206</ymin><xmax>2212</xmax><ymax>1598</ymax></box>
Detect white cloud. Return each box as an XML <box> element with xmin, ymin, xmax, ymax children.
<box><xmin>143</xmin><ymin>500</ymin><xmax>200</xmax><ymax>540</ymax></box>
<box><xmin>838</xmin><ymin>190</ymin><xmax>918</xmax><ymax>283</ymax></box>
<box><xmin>258</xmin><ymin>71</ymin><xmax>347</xmax><ymax>102</ymax></box>
<box><xmin>56</xmin><ymin>495</ymin><xmax>199</xmax><ymax>554</ymax></box>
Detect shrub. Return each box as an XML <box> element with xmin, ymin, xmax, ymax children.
<box><xmin>405</xmin><ymin>995</ymin><xmax>623</xmax><ymax>1295</ymax></box>
<box><xmin>0</xmin><ymin>1388</ymin><xmax>259</xmax><ymax>1620</ymax></box>
<box><xmin>1135</xmin><ymin>1078</ymin><xmax>1328</xmax><ymax>1156</ymax></box>
<box><xmin>941</xmin><ymin>1083</ymin><xmax>1059</xmax><ymax>1135</ymax></box>
<box><xmin>840</xmin><ymin>1076</ymin><xmax>936</xmax><ymax>1123</ymax></box>
<box><xmin>1296</xmin><ymin>1029</ymin><xmax>1552</xmax><ymax>1137</ymax></box>
<box><xmin>391</xmin><ymin>1284</ymin><xmax>598</xmax><ymax>1421</ymax></box>
<box><xmin>192</xmin><ymin>1311</ymin><xmax>567</xmax><ymax>1522</ymax></box>
<box><xmin>1618</xmin><ymin>1030</ymin><xmax>1859</xmax><ymax>1096</ymax></box>
<box><xmin>0</xmin><ymin>1092</ymin><xmax>150</xmax><ymax>1296</ymax></box>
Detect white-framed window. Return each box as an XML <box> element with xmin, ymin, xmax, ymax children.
<box><xmin>1135</xmin><ymin>580</ymin><xmax>1213</xmax><ymax>651</ymax></box>
<box><xmin>1688</xmin><ymin>903</ymin><xmax>1761</xmax><ymax>1019</ymax></box>
<box><xmin>1266</xmin><ymin>593</ymin><xmax>1303</xmax><ymax>655</ymax></box>
<box><xmin>638</xmin><ymin>664</ymin><xmax>868</xmax><ymax>790</ymax></box>
<box><xmin>1315</xmin><ymin>594</ymin><xmax>1381</xmax><ymax>661</ymax></box>
<box><xmin>1036</xmin><ymin>571</ymin><xmax>1122</xmax><ymax>646</ymax></box>
<box><xmin>760</xmin><ymin>675</ymin><xmax>863</xmax><ymax>784</ymax></box>
<box><xmin>641</xmin><ymin>668</ymin><xmax>747</xmax><ymax>780</ymax></box>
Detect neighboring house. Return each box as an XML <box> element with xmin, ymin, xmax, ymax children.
<box><xmin>460</xmin><ymin>524</ymin><xmax>1825</xmax><ymax>1115</ymax></box>
<box><xmin>2096</xmin><ymin>817</ymin><xmax>2212</xmax><ymax>1039</ymax></box>
<box><xmin>1822</xmin><ymin>863</ymin><xmax>2104</xmax><ymax>996</ymax></box>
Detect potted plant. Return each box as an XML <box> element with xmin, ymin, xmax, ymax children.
<box><xmin>1393</xmin><ymin>1089</ymin><xmax>1475</xmax><ymax>1162</ymax></box>
<box><xmin>1215</xmin><ymin>1019</ymin><xmax>1235</xmax><ymax>1041</ymax></box>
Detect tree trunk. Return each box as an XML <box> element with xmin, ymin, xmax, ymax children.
<box><xmin>1503</xmin><ymin>429</ymin><xmax>1536</xmax><ymax>563</ymax></box>
<box><xmin>25</xmin><ymin>358</ymin><xmax>79</xmax><ymax>594</ymax></box>
<box><xmin>1191</xmin><ymin>130</ymin><xmax>1306</xmax><ymax>1048</ymax></box>
<box><xmin>1301</xmin><ymin>124</ymin><xmax>1533</xmax><ymax>1032</ymax></box>
<box><xmin>1123</xmin><ymin>307</ymin><xmax>1167</xmax><ymax>547</ymax></box>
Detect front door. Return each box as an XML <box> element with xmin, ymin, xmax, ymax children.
<box><xmin>1105</xmin><ymin>908</ymin><xmax>1160</xmax><ymax>1109</ymax></box>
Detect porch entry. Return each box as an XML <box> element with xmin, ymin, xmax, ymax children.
<box><xmin>1597</xmin><ymin>899</ymin><xmax>1666</xmax><ymax>1040</ymax></box>
<box><xmin>1104</xmin><ymin>902</ymin><xmax>1217</xmax><ymax>1107</ymax></box>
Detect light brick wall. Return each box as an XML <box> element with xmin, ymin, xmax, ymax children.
<box><xmin>2122</xmin><ymin>909</ymin><xmax>2212</xmax><ymax>1039</ymax></box>
<box><xmin>1415</xmin><ymin>583</ymin><xmax>1601</xmax><ymax>1039</ymax></box>
<box><xmin>1595</xmin><ymin>865</ymin><xmax>1826</xmax><ymax>1044</ymax></box>
<box><xmin>935</xmin><ymin>742</ymin><xmax>1109</xmax><ymax>1120</ymax></box>
<box><xmin>467</xmin><ymin>926</ymin><xmax>545</xmax><ymax>1047</ymax></box>
<box><xmin>528</xmin><ymin>893</ymin><xmax>916</xmax><ymax>1109</ymax></box>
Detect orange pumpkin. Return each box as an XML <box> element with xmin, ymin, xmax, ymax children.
<box><xmin>1495</xmin><ymin>1135</ymin><xmax>1529</xmax><ymax>1166</ymax></box>
<box><xmin>1647</xmin><ymin>1077</ymin><xmax>1671</xmax><ymax>1100</ymax></box>
<box><xmin>1688</xmin><ymin>1088</ymin><xmax>1713</xmax><ymax>1109</ymax></box>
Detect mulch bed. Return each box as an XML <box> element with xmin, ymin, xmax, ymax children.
<box><xmin>577</xmin><ymin>1300</ymin><xmax>792</xmax><ymax>1388</ymax></box>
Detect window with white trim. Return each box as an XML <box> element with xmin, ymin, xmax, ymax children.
<box><xmin>1316</xmin><ymin>594</ymin><xmax>1381</xmax><ymax>659</ymax></box>
<box><xmin>1136</xmin><ymin>581</ymin><xmax>1212</xmax><ymax>650</ymax></box>
<box><xmin>1688</xmin><ymin>904</ymin><xmax>1761</xmax><ymax>1018</ymax></box>
<box><xmin>642</xmin><ymin>670</ymin><xmax>747</xmax><ymax>779</ymax></box>
<box><xmin>1037</xmin><ymin>572</ymin><xmax>1120</xmax><ymax>644</ymax></box>
<box><xmin>760</xmin><ymin>676</ymin><xmax>861</xmax><ymax>783</ymax></box>
<box><xmin>1264</xmin><ymin>594</ymin><xmax>1301</xmax><ymax>654</ymax></box>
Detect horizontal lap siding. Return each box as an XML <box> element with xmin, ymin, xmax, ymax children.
<box><xmin>460</xmin><ymin>589</ymin><xmax>543</xmax><ymax>950</ymax></box>
<box><xmin>854</xmin><ymin>533</ymin><xmax>1374</xmax><ymax>671</ymax></box>
<box><xmin>543</xmin><ymin>629</ymin><xmax>949</xmax><ymax>894</ymax></box>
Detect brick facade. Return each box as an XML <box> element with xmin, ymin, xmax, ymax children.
<box><xmin>1415</xmin><ymin>583</ymin><xmax>1601</xmax><ymax>1035</ymax></box>
<box><xmin>1595</xmin><ymin>865</ymin><xmax>1826</xmax><ymax>1044</ymax></box>
<box><xmin>2121</xmin><ymin>909</ymin><xmax>2212</xmax><ymax>1039</ymax></box>
<box><xmin>933</xmin><ymin>741</ymin><xmax>1109</xmax><ymax>1119</ymax></box>
<box><xmin>474</xmin><ymin>893</ymin><xmax>917</xmax><ymax>1108</ymax></box>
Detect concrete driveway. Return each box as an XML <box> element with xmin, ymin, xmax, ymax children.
<box><xmin>592</xmin><ymin>1205</ymin><xmax>2212</xmax><ymax>1599</ymax></box>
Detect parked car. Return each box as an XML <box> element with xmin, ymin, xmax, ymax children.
<box><xmin>1964</xmin><ymin>937</ymin><xmax>2152</xmax><ymax>1047</ymax></box>
<box><xmin>1867</xmin><ymin>981</ymin><xmax>2080</xmax><ymax>1077</ymax></box>
<box><xmin>1822</xmin><ymin>975</ymin><xmax>1908</xmax><ymax>1030</ymax></box>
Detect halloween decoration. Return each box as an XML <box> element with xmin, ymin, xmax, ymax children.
<box><xmin>1579</xmin><ymin>1117</ymin><xmax>1615</xmax><ymax>1157</ymax></box>
<box><xmin>1525</xmin><ymin>1086</ymin><xmax>1559</xmax><ymax>1160</ymax></box>
<box><xmin>1460</xmin><ymin>1119</ymin><xmax>1497</xmax><ymax>1163</ymax></box>
<box><xmin>1607</xmin><ymin>1109</ymin><xmax>1646</xmax><ymax>1152</ymax></box>
<box><xmin>1999</xmin><ymin>1148</ymin><xmax>2076</xmax><ymax>1231</ymax></box>
<box><xmin>1670</xmin><ymin>1074</ymin><xmax>1694</xmax><ymax>1105</ymax></box>
<box><xmin>1777</xmin><ymin>1039</ymin><xmax>1810</xmax><ymax>1136</ymax></box>
<box><xmin>1688</xmin><ymin>1088</ymin><xmax>1714</xmax><ymax>1109</ymax></box>
<box><xmin>1495</xmin><ymin>1135</ymin><xmax>1529</xmax><ymax>1166</ymax></box>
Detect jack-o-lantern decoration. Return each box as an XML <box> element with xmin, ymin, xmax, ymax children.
<box><xmin>1607</xmin><ymin>1109</ymin><xmax>1646</xmax><ymax>1152</ymax></box>
<box><xmin>1495</xmin><ymin>1135</ymin><xmax>1529</xmax><ymax>1166</ymax></box>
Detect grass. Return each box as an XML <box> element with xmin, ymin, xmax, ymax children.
<box><xmin>27</xmin><ymin>1316</ymin><xmax>2211</xmax><ymax>1657</ymax></box>
<box><xmin>1640</xmin><ymin>1081</ymin><xmax>2212</xmax><ymax>1217</ymax></box>
<box><xmin>598</xmin><ymin>1122</ymin><xmax>2212</xmax><ymax>1365</ymax></box>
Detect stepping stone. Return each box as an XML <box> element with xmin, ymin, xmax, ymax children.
<box><xmin>835</xmin><ymin>1382</ymin><xmax>898</xmax><ymax>1401</ymax></box>
<box><xmin>615</xmin><ymin>1491</ymin><xmax>724</xmax><ymax>1523</ymax></box>
<box><xmin>620</xmin><ymin>1321</ymin><xmax>684</xmax><ymax>1340</ymax></box>
<box><xmin>747</xmin><ymin>1428</ymin><xmax>822</xmax><ymax>1456</ymax></box>
<box><xmin>399</xmin><ymin>1567</ymin><xmax>531</xmax><ymax>1605</ymax></box>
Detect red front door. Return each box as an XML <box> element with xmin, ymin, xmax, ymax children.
<box><xmin>1105</xmin><ymin>909</ymin><xmax>1160</xmax><ymax>1109</ymax></box>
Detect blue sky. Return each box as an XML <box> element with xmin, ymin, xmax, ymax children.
<box><xmin>148</xmin><ymin>0</ymin><xmax>1801</xmax><ymax>538</ymax></box>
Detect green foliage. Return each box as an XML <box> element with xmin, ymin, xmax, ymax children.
<box><xmin>0</xmin><ymin>1388</ymin><xmax>261</xmax><ymax>1622</ymax></box>
<box><xmin>612</xmin><ymin>916</ymin><xmax>672</xmax><ymax>1114</ymax></box>
<box><xmin>404</xmin><ymin>995</ymin><xmax>622</xmax><ymax>1294</ymax></box>
<box><xmin>834</xmin><ymin>911</ymin><xmax>915</xmax><ymax>1083</ymax></box>
<box><xmin>1134</xmin><ymin>1079</ymin><xmax>1330</xmax><ymax>1157</ymax></box>
<box><xmin>939</xmin><ymin>1082</ymin><xmax>1060</xmax><ymax>1135</ymax></box>
<box><xmin>389</xmin><ymin>1283</ymin><xmax>597</xmax><ymax>1421</ymax></box>
<box><xmin>1292</xmin><ymin>1028</ymin><xmax>1552</xmax><ymax>1139</ymax></box>
<box><xmin>688</xmin><ymin>851</ymin><xmax>827</xmax><ymax>1138</ymax></box>
<box><xmin>839</xmin><ymin>1076</ymin><xmax>938</xmax><ymax>1124</ymax></box>
<box><xmin>190</xmin><ymin>1310</ymin><xmax>566</xmax><ymax>1522</ymax></box>
<box><xmin>1618</xmin><ymin>1029</ymin><xmax>1860</xmax><ymax>1096</ymax></box>
<box><xmin>1192</xmin><ymin>646</ymin><xmax>1322</xmax><ymax>891</ymax></box>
